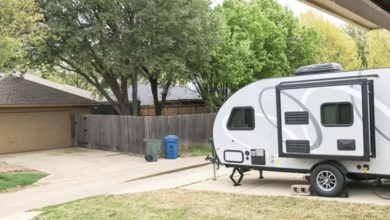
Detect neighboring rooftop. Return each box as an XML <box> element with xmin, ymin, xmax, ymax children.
<box><xmin>127</xmin><ymin>81</ymin><xmax>202</xmax><ymax>106</ymax></box>
<box><xmin>0</xmin><ymin>73</ymin><xmax>97</xmax><ymax>106</ymax></box>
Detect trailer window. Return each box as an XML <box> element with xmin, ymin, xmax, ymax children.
<box><xmin>227</xmin><ymin>107</ymin><xmax>254</xmax><ymax>130</ymax></box>
<box><xmin>321</xmin><ymin>103</ymin><xmax>353</xmax><ymax>126</ymax></box>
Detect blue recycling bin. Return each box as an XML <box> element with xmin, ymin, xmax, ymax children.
<box><xmin>164</xmin><ymin>135</ymin><xmax>178</xmax><ymax>159</ymax></box>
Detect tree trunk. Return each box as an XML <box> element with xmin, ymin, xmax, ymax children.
<box><xmin>131</xmin><ymin>74</ymin><xmax>139</xmax><ymax>116</ymax></box>
<box><xmin>118</xmin><ymin>99</ymin><xmax>131</xmax><ymax>115</ymax></box>
<box><xmin>148</xmin><ymin>76</ymin><xmax>162</xmax><ymax>115</ymax></box>
<box><xmin>160</xmin><ymin>80</ymin><xmax>172</xmax><ymax>115</ymax></box>
<box><xmin>115</xmin><ymin>76</ymin><xmax>131</xmax><ymax>115</ymax></box>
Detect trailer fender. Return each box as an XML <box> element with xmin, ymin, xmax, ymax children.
<box><xmin>310</xmin><ymin>160</ymin><xmax>348</xmax><ymax>175</ymax></box>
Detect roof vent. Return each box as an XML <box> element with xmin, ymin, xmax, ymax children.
<box><xmin>295</xmin><ymin>63</ymin><xmax>343</xmax><ymax>76</ymax></box>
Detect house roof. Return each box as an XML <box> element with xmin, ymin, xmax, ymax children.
<box><xmin>127</xmin><ymin>81</ymin><xmax>202</xmax><ymax>106</ymax></box>
<box><xmin>0</xmin><ymin>73</ymin><xmax>97</xmax><ymax>107</ymax></box>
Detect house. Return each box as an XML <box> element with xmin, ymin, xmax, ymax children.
<box><xmin>131</xmin><ymin>82</ymin><xmax>208</xmax><ymax>116</ymax></box>
<box><xmin>0</xmin><ymin>73</ymin><xmax>96</xmax><ymax>154</ymax></box>
<box><xmin>92</xmin><ymin>81</ymin><xmax>208</xmax><ymax>116</ymax></box>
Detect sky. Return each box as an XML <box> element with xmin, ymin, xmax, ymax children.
<box><xmin>211</xmin><ymin>0</ymin><xmax>347</xmax><ymax>27</ymax></box>
<box><xmin>277</xmin><ymin>0</ymin><xmax>346</xmax><ymax>26</ymax></box>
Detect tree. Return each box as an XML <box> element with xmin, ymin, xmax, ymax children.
<box><xmin>34</xmin><ymin>0</ymin><xmax>155</xmax><ymax>115</ymax></box>
<box><xmin>0</xmin><ymin>0</ymin><xmax>44</xmax><ymax>71</ymax></box>
<box><xmin>39</xmin><ymin>69</ymin><xmax>95</xmax><ymax>92</ymax></box>
<box><xmin>366</xmin><ymin>29</ymin><xmax>390</xmax><ymax>68</ymax></box>
<box><xmin>189</xmin><ymin>0</ymin><xmax>320</xmax><ymax>111</ymax></box>
<box><xmin>35</xmin><ymin>0</ymin><xmax>219</xmax><ymax>116</ymax></box>
<box><xmin>344</xmin><ymin>25</ymin><xmax>368</xmax><ymax>68</ymax></box>
<box><xmin>137</xmin><ymin>0</ymin><xmax>220</xmax><ymax>115</ymax></box>
<box><xmin>300</xmin><ymin>11</ymin><xmax>361</xmax><ymax>70</ymax></box>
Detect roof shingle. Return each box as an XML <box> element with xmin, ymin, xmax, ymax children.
<box><xmin>0</xmin><ymin>74</ymin><xmax>96</xmax><ymax>106</ymax></box>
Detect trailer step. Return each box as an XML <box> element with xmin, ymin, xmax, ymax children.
<box><xmin>291</xmin><ymin>184</ymin><xmax>311</xmax><ymax>196</ymax></box>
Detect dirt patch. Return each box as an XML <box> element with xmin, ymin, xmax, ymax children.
<box><xmin>0</xmin><ymin>161</ymin><xmax>31</xmax><ymax>173</ymax></box>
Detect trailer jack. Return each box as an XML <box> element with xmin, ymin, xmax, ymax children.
<box><xmin>205</xmin><ymin>138</ymin><xmax>220</xmax><ymax>181</ymax></box>
<box><xmin>259</xmin><ymin>170</ymin><xmax>264</xmax><ymax>179</ymax></box>
<box><xmin>230</xmin><ymin>167</ymin><xmax>248</xmax><ymax>186</ymax></box>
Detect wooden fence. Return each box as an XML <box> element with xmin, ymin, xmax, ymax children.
<box><xmin>140</xmin><ymin>104</ymin><xmax>208</xmax><ymax>116</ymax></box>
<box><xmin>73</xmin><ymin>113</ymin><xmax>216</xmax><ymax>154</ymax></box>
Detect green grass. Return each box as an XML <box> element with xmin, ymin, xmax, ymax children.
<box><xmin>35</xmin><ymin>189</ymin><xmax>390</xmax><ymax>220</ymax></box>
<box><xmin>182</xmin><ymin>145</ymin><xmax>211</xmax><ymax>157</ymax></box>
<box><xmin>0</xmin><ymin>171</ymin><xmax>47</xmax><ymax>192</ymax></box>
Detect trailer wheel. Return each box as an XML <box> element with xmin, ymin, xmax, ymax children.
<box><xmin>310</xmin><ymin>164</ymin><xmax>346</xmax><ymax>197</ymax></box>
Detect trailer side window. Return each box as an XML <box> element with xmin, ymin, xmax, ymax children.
<box><xmin>321</xmin><ymin>103</ymin><xmax>353</xmax><ymax>126</ymax></box>
<box><xmin>227</xmin><ymin>107</ymin><xmax>254</xmax><ymax>130</ymax></box>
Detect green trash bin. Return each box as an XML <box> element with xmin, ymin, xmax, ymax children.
<box><xmin>144</xmin><ymin>139</ymin><xmax>161</xmax><ymax>162</ymax></box>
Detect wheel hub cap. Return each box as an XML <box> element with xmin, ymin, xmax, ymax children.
<box><xmin>316</xmin><ymin>170</ymin><xmax>337</xmax><ymax>192</ymax></box>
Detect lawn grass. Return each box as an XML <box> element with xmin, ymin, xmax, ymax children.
<box><xmin>35</xmin><ymin>189</ymin><xmax>390</xmax><ymax>220</ymax></box>
<box><xmin>0</xmin><ymin>171</ymin><xmax>47</xmax><ymax>192</ymax></box>
<box><xmin>182</xmin><ymin>145</ymin><xmax>211</xmax><ymax>157</ymax></box>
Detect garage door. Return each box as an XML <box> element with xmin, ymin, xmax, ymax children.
<box><xmin>0</xmin><ymin>111</ymin><xmax>71</xmax><ymax>154</ymax></box>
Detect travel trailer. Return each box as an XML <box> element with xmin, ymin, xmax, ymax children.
<box><xmin>211</xmin><ymin>63</ymin><xmax>390</xmax><ymax>197</ymax></box>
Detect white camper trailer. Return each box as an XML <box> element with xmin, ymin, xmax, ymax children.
<box><xmin>211</xmin><ymin>64</ymin><xmax>390</xmax><ymax>197</ymax></box>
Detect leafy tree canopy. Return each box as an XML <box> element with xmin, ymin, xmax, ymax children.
<box><xmin>366</xmin><ymin>29</ymin><xmax>390</xmax><ymax>68</ymax></box>
<box><xmin>35</xmin><ymin>0</ymin><xmax>145</xmax><ymax>115</ymax></box>
<box><xmin>344</xmin><ymin>25</ymin><xmax>368</xmax><ymax>68</ymax></box>
<box><xmin>137</xmin><ymin>0</ymin><xmax>220</xmax><ymax>115</ymax></box>
<box><xmin>34</xmin><ymin>0</ymin><xmax>218</xmax><ymax>115</ymax></box>
<box><xmin>190</xmin><ymin>0</ymin><xmax>320</xmax><ymax>111</ymax></box>
<box><xmin>0</xmin><ymin>0</ymin><xmax>44</xmax><ymax>71</ymax></box>
<box><xmin>300</xmin><ymin>11</ymin><xmax>361</xmax><ymax>70</ymax></box>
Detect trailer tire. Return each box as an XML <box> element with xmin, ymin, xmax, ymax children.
<box><xmin>310</xmin><ymin>164</ymin><xmax>346</xmax><ymax>197</ymax></box>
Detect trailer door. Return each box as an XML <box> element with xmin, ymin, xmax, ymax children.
<box><xmin>276</xmin><ymin>78</ymin><xmax>374</xmax><ymax>161</ymax></box>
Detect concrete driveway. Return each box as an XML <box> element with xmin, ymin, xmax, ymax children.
<box><xmin>2</xmin><ymin>148</ymin><xmax>390</xmax><ymax>219</ymax></box>
<box><xmin>184</xmin><ymin>169</ymin><xmax>390</xmax><ymax>206</ymax></box>
<box><xmin>0</xmin><ymin>147</ymin><xmax>209</xmax><ymax>219</ymax></box>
